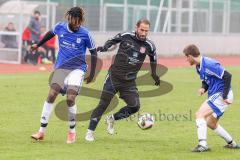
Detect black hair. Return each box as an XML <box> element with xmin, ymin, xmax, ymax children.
<box><xmin>65</xmin><ymin>7</ymin><xmax>85</xmax><ymax>24</ymax></box>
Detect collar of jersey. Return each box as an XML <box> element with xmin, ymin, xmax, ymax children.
<box><xmin>67</xmin><ymin>24</ymin><xmax>80</xmax><ymax>33</ymax></box>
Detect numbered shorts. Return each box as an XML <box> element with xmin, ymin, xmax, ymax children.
<box><xmin>50</xmin><ymin>69</ymin><xmax>85</xmax><ymax>94</ymax></box>
<box><xmin>207</xmin><ymin>90</ymin><xmax>233</xmax><ymax>119</ymax></box>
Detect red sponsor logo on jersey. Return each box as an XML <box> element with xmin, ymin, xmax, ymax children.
<box><xmin>140</xmin><ymin>46</ymin><xmax>146</xmax><ymax>54</ymax></box>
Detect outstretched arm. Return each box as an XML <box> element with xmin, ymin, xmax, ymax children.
<box><xmin>30</xmin><ymin>30</ymin><xmax>55</xmax><ymax>51</ymax></box>
<box><xmin>97</xmin><ymin>33</ymin><xmax>123</xmax><ymax>52</ymax></box>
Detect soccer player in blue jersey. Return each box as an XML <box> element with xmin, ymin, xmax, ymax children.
<box><xmin>183</xmin><ymin>44</ymin><xmax>240</xmax><ymax>152</ymax></box>
<box><xmin>30</xmin><ymin>7</ymin><xmax>97</xmax><ymax>144</ymax></box>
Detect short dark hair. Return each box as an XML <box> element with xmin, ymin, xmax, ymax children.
<box><xmin>34</xmin><ymin>10</ymin><xmax>40</xmax><ymax>15</ymax></box>
<box><xmin>183</xmin><ymin>44</ymin><xmax>200</xmax><ymax>57</ymax></box>
<box><xmin>136</xmin><ymin>18</ymin><xmax>150</xmax><ymax>27</ymax></box>
<box><xmin>65</xmin><ymin>7</ymin><xmax>85</xmax><ymax>24</ymax></box>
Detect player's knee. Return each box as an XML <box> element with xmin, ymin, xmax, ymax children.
<box><xmin>207</xmin><ymin>121</ymin><xmax>217</xmax><ymax>130</ymax></box>
<box><xmin>47</xmin><ymin>89</ymin><xmax>59</xmax><ymax>103</ymax></box>
<box><xmin>66</xmin><ymin>89</ymin><xmax>77</xmax><ymax>107</ymax></box>
<box><xmin>66</xmin><ymin>99</ymin><xmax>74</xmax><ymax>107</ymax></box>
<box><xmin>66</xmin><ymin>96</ymin><xmax>76</xmax><ymax>107</ymax></box>
<box><xmin>207</xmin><ymin>123</ymin><xmax>217</xmax><ymax>130</ymax></box>
<box><xmin>51</xmin><ymin>83</ymin><xmax>61</xmax><ymax>92</ymax></box>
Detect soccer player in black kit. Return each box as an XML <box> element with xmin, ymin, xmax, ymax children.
<box><xmin>85</xmin><ymin>19</ymin><xmax>160</xmax><ymax>141</ymax></box>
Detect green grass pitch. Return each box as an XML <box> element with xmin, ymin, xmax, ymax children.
<box><xmin>0</xmin><ymin>67</ymin><xmax>239</xmax><ymax>160</ymax></box>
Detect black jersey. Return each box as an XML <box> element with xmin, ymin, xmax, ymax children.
<box><xmin>102</xmin><ymin>32</ymin><xmax>157</xmax><ymax>81</ymax></box>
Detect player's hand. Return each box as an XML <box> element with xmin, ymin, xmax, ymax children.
<box><xmin>151</xmin><ymin>74</ymin><xmax>160</xmax><ymax>86</ymax></box>
<box><xmin>96</xmin><ymin>46</ymin><xmax>107</xmax><ymax>52</ymax></box>
<box><xmin>198</xmin><ymin>88</ymin><xmax>205</xmax><ymax>96</ymax></box>
<box><xmin>84</xmin><ymin>75</ymin><xmax>94</xmax><ymax>84</ymax></box>
<box><xmin>223</xmin><ymin>99</ymin><xmax>231</xmax><ymax>105</ymax></box>
<box><xmin>30</xmin><ymin>44</ymin><xmax>38</xmax><ymax>52</ymax></box>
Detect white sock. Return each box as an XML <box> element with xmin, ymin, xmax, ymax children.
<box><xmin>196</xmin><ymin>118</ymin><xmax>207</xmax><ymax>147</ymax></box>
<box><xmin>214</xmin><ymin>125</ymin><xmax>234</xmax><ymax>144</ymax></box>
<box><xmin>39</xmin><ymin>101</ymin><xmax>54</xmax><ymax>133</ymax></box>
<box><xmin>68</xmin><ymin>105</ymin><xmax>77</xmax><ymax>133</ymax></box>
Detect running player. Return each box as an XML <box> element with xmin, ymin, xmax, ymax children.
<box><xmin>85</xmin><ymin>18</ymin><xmax>160</xmax><ymax>141</ymax></box>
<box><xmin>30</xmin><ymin>7</ymin><xmax>97</xmax><ymax>144</ymax></box>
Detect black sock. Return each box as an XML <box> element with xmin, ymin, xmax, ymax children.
<box><xmin>88</xmin><ymin>117</ymin><xmax>101</xmax><ymax>131</ymax></box>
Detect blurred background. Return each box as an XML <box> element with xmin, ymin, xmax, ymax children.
<box><xmin>0</xmin><ymin>0</ymin><xmax>240</xmax><ymax>64</ymax></box>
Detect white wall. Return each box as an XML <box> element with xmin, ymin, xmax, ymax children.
<box><xmin>92</xmin><ymin>32</ymin><xmax>240</xmax><ymax>57</ymax></box>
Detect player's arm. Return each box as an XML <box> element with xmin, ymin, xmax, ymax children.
<box><xmin>202</xmin><ymin>81</ymin><xmax>208</xmax><ymax>91</ymax></box>
<box><xmin>97</xmin><ymin>33</ymin><xmax>123</xmax><ymax>52</ymax></box>
<box><xmin>30</xmin><ymin>31</ymin><xmax>55</xmax><ymax>51</ymax></box>
<box><xmin>222</xmin><ymin>70</ymin><xmax>232</xmax><ymax>102</ymax></box>
<box><xmin>149</xmin><ymin>53</ymin><xmax>160</xmax><ymax>86</ymax></box>
<box><xmin>198</xmin><ymin>81</ymin><xmax>208</xmax><ymax>96</ymax></box>
<box><xmin>148</xmin><ymin>41</ymin><xmax>160</xmax><ymax>86</ymax></box>
<box><xmin>85</xmin><ymin>48</ymin><xmax>97</xmax><ymax>84</ymax></box>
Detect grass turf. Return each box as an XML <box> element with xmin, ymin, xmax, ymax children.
<box><xmin>0</xmin><ymin>66</ymin><xmax>239</xmax><ymax>160</ymax></box>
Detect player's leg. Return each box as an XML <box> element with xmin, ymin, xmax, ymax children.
<box><xmin>31</xmin><ymin>69</ymin><xmax>66</xmax><ymax>140</ymax></box>
<box><xmin>206</xmin><ymin>115</ymin><xmax>239</xmax><ymax>148</ymax></box>
<box><xmin>31</xmin><ymin>83</ymin><xmax>61</xmax><ymax>140</ymax></box>
<box><xmin>112</xmin><ymin>87</ymin><xmax>140</xmax><ymax>120</ymax></box>
<box><xmin>207</xmin><ymin>90</ymin><xmax>239</xmax><ymax>149</ymax></box>
<box><xmin>105</xmin><ymin>85</ymin><xmax>140</xmax><ymax>135</ymax></box>
<box><xmin>65</xmin><ymin>69</ymin><xmax>85</xmax><ymax>144</ymax></box>
<box><xmin>86</xmin><ymin>75</ymin><xmax>117</xmax><ymax>141</ymax></box>
<box><xmin>192</xmin><ymin>100</ymin><xmax>213</xmax><ymax>152</ymax></box>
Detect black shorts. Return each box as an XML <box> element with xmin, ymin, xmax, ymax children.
<box><xmin>103</xmin><ymin>73</ymin><xmax>139</xmax><ymax>99</ymax></box>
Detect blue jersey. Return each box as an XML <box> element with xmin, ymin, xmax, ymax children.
<box><xmin>196</xmin><ymin>56</ymin><xmax>225</xmax><ymax>97</ymax></box>
<box><xmin>53</xmin><ymin>22</ymin><xmax>96</xmax><ymax>71</ymax></box>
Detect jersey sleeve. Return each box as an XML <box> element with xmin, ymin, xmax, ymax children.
<box><xmin>102</xmin><ymin>32</ymin><xmax>124</xmax><ymax>49</ymax></box>
<box><xmin>205</xmin><ymin>62</ymin><xmax>225</xmax><ymax>79</ymax></box>
<box><xmin>108</xmin><ymin>33</ymin><xmax>124</xmax><ymax>43</ymax></box>
<box><xmin>147</xmin><ymin>40</ymin><xmax>157</xmax><ymax>62</ymax></box>
<box><xmin>86</xmin><ymin>32</ymin><xmax>96</xmax><ymax>50</ymax></box>
<box><xmin>52</xmin><ymin>22</ymin><xmax>61</xmax><ymax>35</ymax></box>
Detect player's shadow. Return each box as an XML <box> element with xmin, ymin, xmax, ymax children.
<box><xmin>54</xmin><ymin>60</ymin><xmax>173</xmax><ymax>122</ymax></box>
<box><xmin>136</xmin><ymin>63</ymin><xmax>173</xmax><ymax>97</ymax></box>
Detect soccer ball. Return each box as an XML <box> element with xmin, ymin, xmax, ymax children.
<box><xmin>137</xmin><ymin>113</ymin><xmax>155</xmax><ymax>130</ymax></box>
